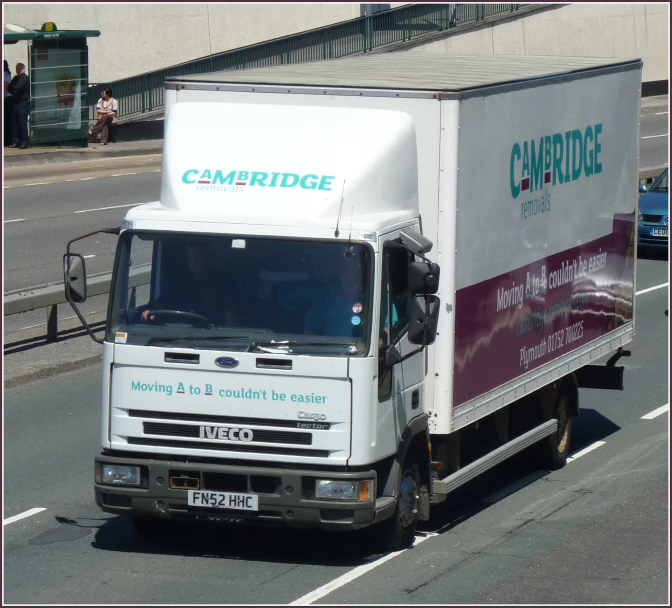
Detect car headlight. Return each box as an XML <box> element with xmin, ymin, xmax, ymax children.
<box><xmin>315</xmin><ymin>479</ymin><xmax>373</xmax><ymax>502</ymax></box>
<box><xmin>638</xmin><ymin>208</ymin><xmax>643</xmax><ymax>221</ymax></box>
<box><xmin>97</xmin><ymin>463</ymin><xmax>142</xmax><ymax>486</ymax></box>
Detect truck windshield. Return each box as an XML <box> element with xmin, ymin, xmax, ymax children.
<box><xmin>107</xmin><ymin>232</ymin><xmax>373</xmax><ymax>356</ymax></box>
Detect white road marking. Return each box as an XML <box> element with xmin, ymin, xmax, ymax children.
<box><xmin>566</xmin><ymin>441</ymin><xmax>606</xmax><ymax>463</ymax></box>
<box><xmin>22</xmin><ymin>181</ymin><xmax>52</xmax><ymax>187</ymax></box>
<box><xmin>290</xmin><ymin>533</ymin><xmax>438</xmax><ymax>605</ymax></box>
<box><xmin>641</xmin><ymin>134</ymin><xmax>668</xmax><ymax>139</ymax></box>
<box><xmin>110</xmin><ymin>172</ymin><xmax>139</xmax><ymax>177</ymax></box>
<box><xmin>4</xmin><ymin>508</ymin><xmax>47</xmax><ymax>526</ymax></box>
<box><xmin>14</xmin><ymin>310</ymin><xmax>106</xmax><ymax>332</ymax></box>
<box><xmin>4</xmin><ymin>218</ymin><xmax>26</xmax><ymax>223</ymax></box>
<box><xmin>641</xmin><ymin>404</ymin><xmax>669</xmax><ymax>420</ymax></box>
<box><xmin>636</xmin><ymin>282</ymin><xmax>668</xmax><ymax>296</ymax></box>
<box><xmin>653</xmin><ymin>111</ymin><xmax>669</xmax><ymax>115</ymax></box>
<box><xmin>83</xmin><ymin>255</ymin><xmax>96</xmax><ymax>259</ymax></box>
<box><xmin>74</xmin><ymin>203</ymin><xmax>139</xmax><ymax>214</ymax></box>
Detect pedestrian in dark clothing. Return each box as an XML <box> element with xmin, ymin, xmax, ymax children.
<box><xmin>3</xmin><ymin>60</ymin><xmax>13</xmax><ymax>147</ymax></box>
<box><xmin>8</xmin><ymin>63</ymin><xmax>30</xmax><ymax>149</ymax></box>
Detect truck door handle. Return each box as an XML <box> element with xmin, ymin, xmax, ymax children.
<box><xmin>412</xmin><ymin>390</ymin><xmax>420</xmax><ymax>409</ymax></box>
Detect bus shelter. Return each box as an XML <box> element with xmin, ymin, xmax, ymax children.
<box><xmin>4</xmin><ymin>22</ymin><xmax>100</xmax><ymax>147</ymax></box>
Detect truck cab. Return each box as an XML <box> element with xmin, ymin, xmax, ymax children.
<box><xmin>66</xmin><ymin>101</ymin><xmax>440</xmax><ymax>549</ymax></box>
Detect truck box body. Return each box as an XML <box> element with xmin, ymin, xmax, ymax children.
<box><xmin>78</xmin><ymin>54</ymin><xmax>640</xmax><ymax>540</ymax></box>
<box><xmin>160</xmin><ymin>54</ymin><xmax>640</xmax><ymax>435</ymax></box>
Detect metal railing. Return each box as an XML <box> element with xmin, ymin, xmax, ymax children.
<box><xmin>4</xmin><ymin>266</ymin><xmax>150</xmax><ymax>343</ymax></box>
<box><xmin>87</xmin><ymin>3</ymin><xmax>527</xmax><ymax>121</ymax></box>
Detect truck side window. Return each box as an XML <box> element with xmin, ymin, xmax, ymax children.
<box><xmin>127</xmin><ymin>235</ymin><xmax>154</xmax><ymax>312</ymax></box>
<box><xmin>378</xmin><ymin>244</ymin><xmax>413</xmax><ymax>402</ymax></box>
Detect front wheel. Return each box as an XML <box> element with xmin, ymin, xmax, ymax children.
<box><xmin>374</xmin><ymin>462</ymin><xmax>420</xmax><ymax>551</ymax></box>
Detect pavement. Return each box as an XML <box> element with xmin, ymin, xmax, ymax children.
<box><xmin>3</xmin><ymin>138</ymin><xmax>164</xmax><ymax>168</ymax></box>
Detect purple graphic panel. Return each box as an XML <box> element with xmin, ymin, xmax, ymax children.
<box><xmin>453</xmin><ymin>214</ymin><xmax>635</xmax><ymax>407</ymax></box>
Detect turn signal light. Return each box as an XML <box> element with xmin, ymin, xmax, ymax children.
<box><xmin>359</xmin><ymin>480</ymin><xmax>373</xmax><ymax>502</ymax></box>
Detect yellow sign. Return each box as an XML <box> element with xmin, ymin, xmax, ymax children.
<box><xmin>41</xmin><ymin>22</ymin><xmax>57</xmax><ymax>32</ymax></box>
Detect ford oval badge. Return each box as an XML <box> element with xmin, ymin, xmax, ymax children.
<box><xmin>215</xmin><ymin>356</ymin><xmax>239</xmax><ymax>369</ymax></box>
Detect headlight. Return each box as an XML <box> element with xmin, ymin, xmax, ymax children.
<box><xmin>99</xmin><ymin>464</ymin><xmax>142</xmax><ymax>486</ymax></box>
<box><xmin>315</xmin><ymin>479</ymin><xmax>373</xmax><ymax>502</ymax></box>
<box><xmin>638</xmin><ymin>208</ymin><xmax>643</xmax><ymax>220</ymax></box>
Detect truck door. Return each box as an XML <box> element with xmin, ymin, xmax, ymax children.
<box><xmin>378</xmin><ymin>234</ymin><xmax>426</xmax><ymax>441</ymax></box>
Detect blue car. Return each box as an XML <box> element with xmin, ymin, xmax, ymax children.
<box><xmin>638</xmin><ymin>168</ymin><xmax>669</xmax><ymax>253</ymax></box>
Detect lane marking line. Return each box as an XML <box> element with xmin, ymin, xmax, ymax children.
<box><xmin>83</xmin><ymin>255</ymin><xmax>96</xmax><ymax>259</ymax></box>
<box><xmin>636</xmin><ymin>282</ymin><xmax>668</xmax><ymax>296</ymax></box>
<box><xmin>13</xmin><ymin>309</ymin><xmax>105</xmax><ymax>332</ymax></box>
<box><xmin>4</xmin><ymin>218</ymin><xmax>26</xmax><ymax>223</ymax></box>
<box><xmin>566</xmin><ymin>441</ymin><xmax>606</xmax><ymax>463</ymax></box>
<box><xmin>290</xmin><ymin>533</ymin><xmax>437</xmax><ymax>605</ymax></box>
<box><xmin>642</xmin><ymin>404</ymin><xmax>669</xmax><ymax>420</ymax></box>
<box><xmin>653</xmin><ymin>111</ymin><xmax>669</xmax><ymax>115</ymax></box>
<box><xmin>641</xmin><ymin>134</ymin><xmax>668</xmax><ymax>139</ymax></box>
<box><xmin>74</xmin><ymin>203</ymin><xmax>139</xmax><ymax>214</ymax></box>
<box><xmin>4</xmin><ymin>508</ymin><xmax>47</xmax><ymax>526</ymax></box>
<box><xmin>110</xmin><ymin>172</ymin><xmax>140</xmax><ymax>177</ymax></box>
<box><xmin>22</xmin><ymin>181</ymin><xmax>52</xmax><ymax>187</ymax></box>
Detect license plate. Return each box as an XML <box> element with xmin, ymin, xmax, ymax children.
<box><xmin>188</xmin><ymin>490</ymin><xmax>258</xmax><ymax>511</ymax></box>
<box><xmin>650</xmin><ymin>228</ymin><xmax>669</xmax><ymax>237</ymax></box>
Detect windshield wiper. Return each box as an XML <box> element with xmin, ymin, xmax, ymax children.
<box><xmin>248</xmin><ymin>340</ymin><xmax>358</xmax><ymax>353</ymax></box>
<box><xmin>147</xmin><ymin>335</ymin><xmax>244</xmax><ymax>346</ymax></box>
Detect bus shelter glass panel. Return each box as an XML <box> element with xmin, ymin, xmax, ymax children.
<box><xmin>29</xmin><ymin>39</ymin><xmax>89</xmax><ymax>145</ymax></box>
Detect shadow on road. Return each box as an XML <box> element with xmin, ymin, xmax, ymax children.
<box><xmin>87</xmin><ymin>409</ymin><xmax>620</xmax><ymax>564</ymax></box>
<box><xmin>3</xmin><ymin>321</ymin><xmax>105</xmax><ymax>356</ymax></box>
<box><xmin>637</xmin><ymin>247</ymin><xmax>669</xmax><ymax>261</ymax></box>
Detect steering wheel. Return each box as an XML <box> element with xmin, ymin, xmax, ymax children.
<box><xmin>146</xmin><ymin>310</ymin><xmax>210</xmax><ymax>327</ymax></box>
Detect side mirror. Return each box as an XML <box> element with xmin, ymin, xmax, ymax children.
<box><xmin>408</xmin><ymin>261</ymin><xmax>440</xmax><ymax>295</ymax></box>
<box><xmin>638</xmin><ymin>184</ymin><xmax>648</xmax><ymax>194</ymax></box>
<box><xmin>408</xmin><ymin>295</ymin><xmax>440</xmax><ymax>345</ymax></box>
<box><xmin>63</xmin><ymin>253</ymin><xmax>88</xmax><ymax>303</ymax></box>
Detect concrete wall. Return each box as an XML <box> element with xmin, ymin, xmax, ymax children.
<box><xmin>4</xmin><ymin>3</ymin><xmax>406</xmax><ymax>83</ymax></box>
<box><xmin>401</xmin><ymin>4</ymin><xmax>668</xmax><ymax>84</ymax></box>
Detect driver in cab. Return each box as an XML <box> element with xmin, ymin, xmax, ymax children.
<box><xmin>141</xmin><ymin>243</ymin><xmax>236</xmax><ymax>326</ymax></box>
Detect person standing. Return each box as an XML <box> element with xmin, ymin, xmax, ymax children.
<box><xmin>3</xmin><ymin>60</ymin><xmax>13</xmax><ymax>147</ymax></box>
<box><xmin>7</xmin><ymin>62</ymin><xmax>30</xmax><ymax>149</ymax></box>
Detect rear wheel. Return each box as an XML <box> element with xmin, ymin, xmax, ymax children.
<box><xmin>375</xmin><ymin>462</ymin><xmax>420</xmax><ymax>551</ymax></box>
<box><xmin>539</xmin><ymin>393</ymin><xmax>573</xmax><ymax>470</ymax></box>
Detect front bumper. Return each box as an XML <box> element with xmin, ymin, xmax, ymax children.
<box><xmin>94</xmin><ymin>453</ymin><xmax>396</xmax><ymax>531</ymax></box>
<box><xmin>638</xmin><ymin>224</ymin><xmax>669</xmax><ymax>248</ymax></box>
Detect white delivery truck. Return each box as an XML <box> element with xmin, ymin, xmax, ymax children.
<box><xmin>65</xmin><ymin>54</ymin><xmax>641</xmax><ymax>550</ymax></box>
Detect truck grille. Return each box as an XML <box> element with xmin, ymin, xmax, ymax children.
<box><xmin>128</xmin><ymin>437</ymin><xmax>329</xmax><ymax>458</ymax></box>
<box><xmin>642</xmin><ymin>214</ymin><xmax>663</xmax><ymax>223</ymax></box>
<box><xmin>129</xmin><ymin>409</ymin><xmax>331</xmax><ymax>431</ymax></box>
<box><xmin>143</xmin><ymin>422</ymin><xmax>312</xmax><ymax>445</ymax></box>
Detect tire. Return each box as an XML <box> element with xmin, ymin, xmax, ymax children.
<box><xmin>375</xmin><ymin>462</ymin><xmax>420</xmax><ymax>552</ymax></box>
<box><xmin>130</xmin><ymin>516</ymin><xmax>176</xmax><ymax>539</ymax></box>
<box><xmin>538</xmin><ymin>393</ymin><xmax>573</xmax><ymax>470</ymax></box>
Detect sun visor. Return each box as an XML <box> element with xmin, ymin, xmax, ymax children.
<box><xmin>160</xmin><ymin>102</ymin><xmax>419</xmax><ymax>227</ymax></box>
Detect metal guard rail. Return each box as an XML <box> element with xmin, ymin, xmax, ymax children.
<box><xmin>4</xmin><ymin>266</ymin><xmax>150</xmax><ymax>343</ymax></box>
<box><xmin>87</xmin><ymin>3</ymin><xmax>527</xmax><ymax>120</ymax></box>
